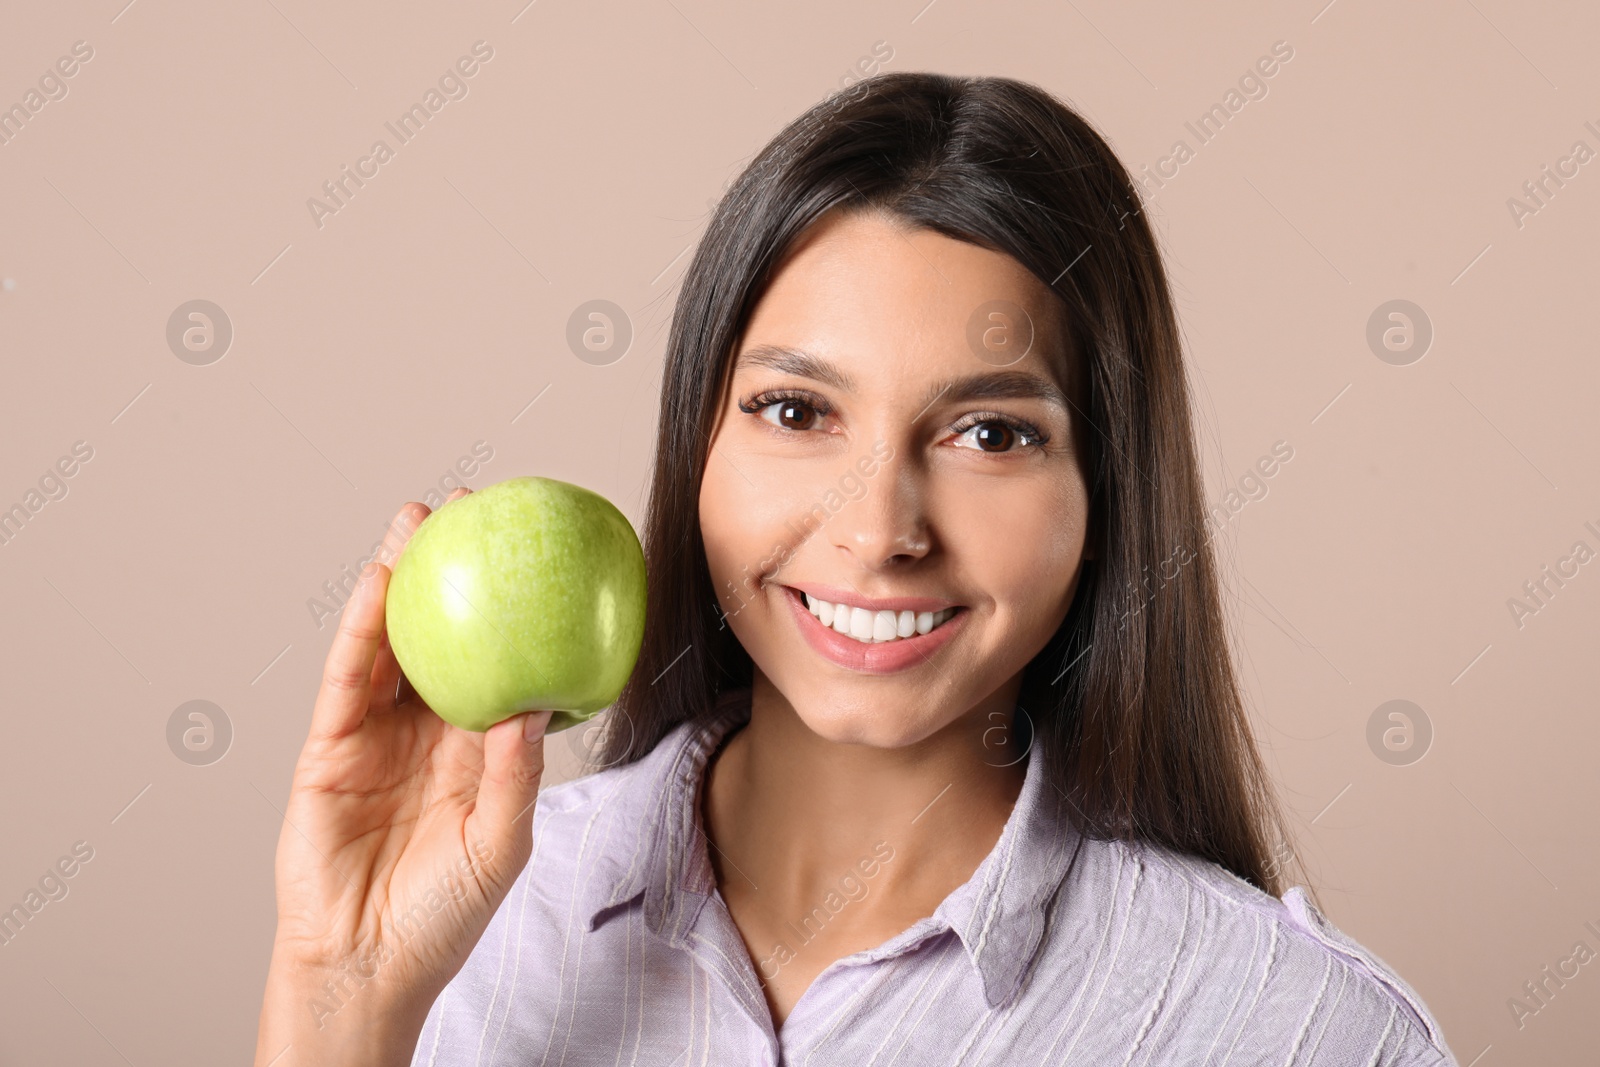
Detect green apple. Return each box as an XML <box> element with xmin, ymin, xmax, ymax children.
<box><xmin>384</xmin><ymin>476</ymin><xmax>647</xmax><ymax>733</ymax></box>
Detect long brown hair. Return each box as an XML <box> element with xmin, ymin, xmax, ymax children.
<box><xmin>598</xmin><ymin>71</ymin><xmax>1295</xmax><ymax>895</ymax></box>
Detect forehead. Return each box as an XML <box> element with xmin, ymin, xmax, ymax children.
<box><xmin>734</xmin><ymin>209</ymin><xmax>1068</xmax><ymax>385</ymax></box>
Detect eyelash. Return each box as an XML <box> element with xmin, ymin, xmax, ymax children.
<box><xmin>737</xmin><ymin>389</ymin><xmax>1051</xmax><ymax>451</ymax></box>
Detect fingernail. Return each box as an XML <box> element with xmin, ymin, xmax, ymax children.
<box><xmin>524</xmin><ymin>710</ymin><xmax>554</xmax><ymax>742</ymax></box>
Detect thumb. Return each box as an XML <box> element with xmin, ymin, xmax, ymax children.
<box><xmin>470</xmin><ymin>710</ymin><xmax>554</xmax><ymax>885</ymax></box>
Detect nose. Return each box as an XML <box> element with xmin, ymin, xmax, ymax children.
<box><xmin>828</xmin><ymin>448</ymin><xmax>931</xmax><ymax>569</ymax></box>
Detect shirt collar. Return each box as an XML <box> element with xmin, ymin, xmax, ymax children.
<box><xmin>579</xmin><ymin>686</ymin><xmax>1078</xmax><ymax>1010</ymax></box>
<box><xmin>928</xmin><ymin>735</ymin><xmax>1083</xmax><ymax>1007</ymax></box>
<box><xmin>581</xmin><ymin>686</ymin><xmax>749</xmax><ymax>937</ymax></box>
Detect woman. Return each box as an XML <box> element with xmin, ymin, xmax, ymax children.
<box><xmin>254</xmin><ymin>73</ymin><xmax>1459</xmax><ymax>1065</ymax></box>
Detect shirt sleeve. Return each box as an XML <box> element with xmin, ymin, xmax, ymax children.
<box><xmin>1280</xmin><ymin>886</ymin><xmax>1460</xmax><ymax>1066</ymax></box>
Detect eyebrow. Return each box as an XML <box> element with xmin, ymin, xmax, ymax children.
<box><xmin>736</xmin><ymin>343</ymin><xmax>1069</xmax><ymax>411</ymax></box>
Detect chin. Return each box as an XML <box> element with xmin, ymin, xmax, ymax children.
<box><xmin>782</xmin><ymin>684</ymin><xmax>957</xmax><ymax>749</ymax></box>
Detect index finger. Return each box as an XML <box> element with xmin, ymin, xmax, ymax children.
<box><xmin>374</xmin><ymin>488</ymin><xmax>472</xmax><ymax>572</ymax></box>
<box><xmin>309</xmin><ymin>490</ymin><xmax>475</xmax><ymax>741</ymax></box>
<box><xmin>310</xmin><ymin>560</ymin><xmax>390</xmax><ymax>741</ymax></box>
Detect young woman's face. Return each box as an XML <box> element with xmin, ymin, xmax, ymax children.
<box><xmin>698</xmin><ymin>208</ymin><xmax>1092</xmax><ymax>748</ymax></box>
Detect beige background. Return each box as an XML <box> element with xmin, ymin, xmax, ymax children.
<box><xmin>1</xmin><ymin>0</ymin><xmax>1595</xmax><ymax>1062</ymax></box>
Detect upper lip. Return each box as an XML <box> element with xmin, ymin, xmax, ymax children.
<box><xmin>783</xmin><ymin>583</ymin><xmax>963</xmax><ymax>614</ymax></box>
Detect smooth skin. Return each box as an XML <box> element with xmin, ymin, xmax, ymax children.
<box><xmin>254</xmin><ymin>486</ymin><xmax>555</xmax><ymax>1067</ymax></box>
<box><xmin>699</xmin><ymin>207</ymin><xmax>1093</xmax><ymax>1024</ymax></box>
<box><xmin>255</xmin><ymin>208</ymin><xmax>1093</xmax><ymax>1061</ymax></box>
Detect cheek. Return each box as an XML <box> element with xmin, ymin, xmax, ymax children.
<box><xmin>944</xmin><ymin>476</ymin><xmax>1087</xmax><ymax>618</ymax></box>
<box><xmin>698</xmin><ymin>462</ymin><xmax>750</xmax><ymax>592</ymax></box>
<box><xmin>700</xmin><ymin>435</ymin><xmax>843</xmax><ymax>578</ymax></box>
<box><xmin>697</xmin><ymin>447</ymin><xmax>804</xmax><ymax>595</ymax></box>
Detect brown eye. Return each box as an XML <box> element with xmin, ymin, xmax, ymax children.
<box><xmin>972</xmin><ymin>422</ymin><xmax>1015</xmax><ymax>452</ymax></box>
<box><xmin>951</xmin><ymin>416</ymin><xmax>1046</xmax><ymax>453</ymax></box>
<box><xmin>739</xmin><ymin>391</ymin><xmax>833</xmax><ymax>434</ymax></box>
<box><xmin>762</xmin><ymin>399</ymin><xmax>818</xmax><ymax>431</ymax></box>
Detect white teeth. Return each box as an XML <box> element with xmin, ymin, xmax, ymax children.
<box><xmin>849</xmin><ymin>607</ymin><xmax>873</xmax><ymax>641</ymax></box>
<box><xmin>872</xmin><ymin>610</ymin><xmax>896</xmax><ymax>641</ymax></box>
<box><xmin>803</xmin><ymin>592</ymin><xmax>956</xmax><ymax>645</ymax></box>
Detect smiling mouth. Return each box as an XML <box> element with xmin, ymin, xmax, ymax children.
<box><xmin>799</xmin><ymin>591</ymin><xmax>962</xmax><ymax>645</ymax></box>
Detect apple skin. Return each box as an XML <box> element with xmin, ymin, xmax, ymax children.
<box><xmin>385</xmin><ymin>476</ymin><xmax>647</xmax><ymax>733</ymax></box>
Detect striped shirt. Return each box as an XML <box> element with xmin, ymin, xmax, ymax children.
<box><xmin>410</xmin><ymin>687</ymin><xmax>1459</xmax><ymax>1066</ymax></box>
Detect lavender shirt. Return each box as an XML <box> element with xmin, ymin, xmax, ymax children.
<box><xmin>410</xmin><ymin>688</ymin><xmax>1458</xmax><ymax>1066</ymax></box>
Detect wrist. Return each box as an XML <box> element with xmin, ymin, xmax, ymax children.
<box><xmin>256</xmin><ymin>946</ymin><xmax>435</xmax><ymax>1067</ymax></box>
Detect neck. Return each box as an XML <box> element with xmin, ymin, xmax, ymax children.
<box><xmin>703</xmin><ymin>672</ymin><xmax>1028</xmax><ymax>908</ymax></box>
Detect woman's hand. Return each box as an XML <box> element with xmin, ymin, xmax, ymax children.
<box><xmin>254</xmin><ymin>488</ymin><xmax>554</xmax><ymax>1067</ymax></box>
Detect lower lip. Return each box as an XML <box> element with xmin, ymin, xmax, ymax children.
<box><xmin>783</xmin><ymin>586</ymin><xmax>967</xmax><ymax>674</ymax></box>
